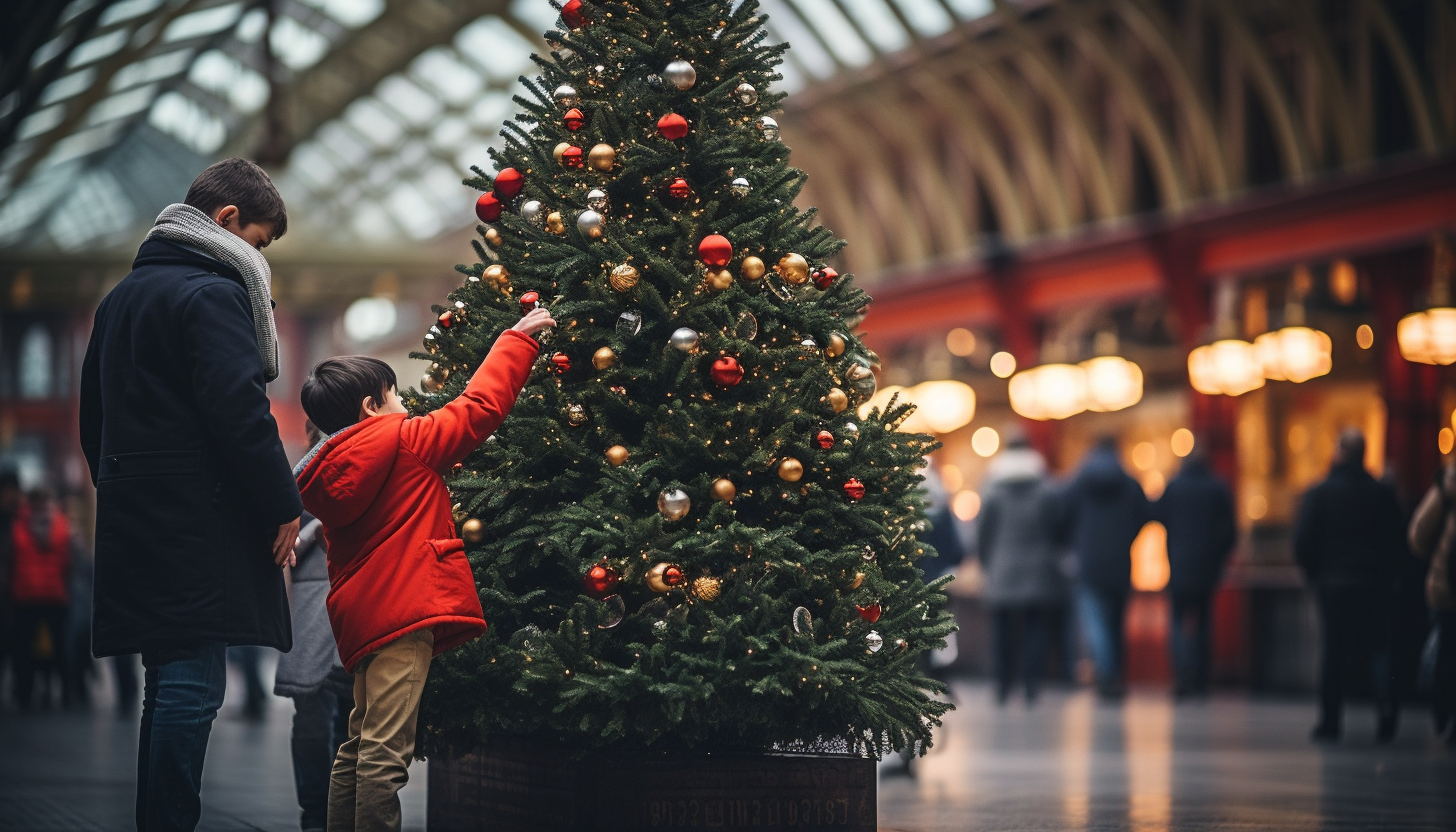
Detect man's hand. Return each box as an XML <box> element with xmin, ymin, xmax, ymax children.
<box><xmin>511</xmin><ymin>307</ymin><xmax>557</xmax><ymax>337</ymax></box>
<box><xmin>273</xmin><ymin>517</ymin><xmax>301</xmax><ymax>567</ymax></box>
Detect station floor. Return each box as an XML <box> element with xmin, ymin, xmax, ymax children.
<box><xmin>1</xmin><ymin>675</ymin><xmax>1452</xmax><ymax>831</ymax></box>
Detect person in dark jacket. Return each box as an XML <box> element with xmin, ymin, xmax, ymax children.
<box><xmin>1065</xmin><ymin>437</ymin><xmax>1152</xmax><ymax>698</ymax></box>
<box><xmin>1293</xmin><ymin>429</ymin><xmax>1405</xmax><ymax>743</ymax></box>
<box><xmin>0</xmin><ymin>468</ymin><xmax>22</xmax><ymax>704</ymax></box>
<box><xmin>977</xmin><ymin>436</ymin><xmax>1065</xmax><ymax>704</ymax></box>
<box><xmin>1156</xmin><ymin>451</ymin><xmax>1236</xmax><ymax>698</ymax></box>
<box><xmin>1409</xmin><ymin>460</ymin><xmax>1456</xmax><ymax>745</ymax></box>
<box><xmin>79</xmin><ymin>158</ymin><xmax>303</xmax><ymax>832</ymax></box>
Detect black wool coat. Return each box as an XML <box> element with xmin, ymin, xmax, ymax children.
<box><xmin>80</xmin><ymin>238</ymin><xmax>302</xmax><ymax>656</ymax></box>
<box><xmin>1156</xmin><ymin>459</ymin><xmax>1236</xmax><ymax>597</ymax></box>
<box><xmin>1065</xmin><ymin>446</ymin><xmax>1152</xmax><ymax>595</ymax></box>
<box><xmin>1293</xmin><ymin>460</ymin><xmax>1405</xmax><ymax>590</ymax></box>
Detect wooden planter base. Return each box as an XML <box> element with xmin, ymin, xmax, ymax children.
<box><xmin>427</xmin><ymin>746</ymin><xmax>876</xmax><ymax>831</ymax></box>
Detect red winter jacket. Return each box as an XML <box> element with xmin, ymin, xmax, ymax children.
<box><xmin>12</xmin><ymin>504</ymin><xmax>71</xmax><ymax>604</ymax></box>
<box><xmin>296</xmin><ymin>330</ymin><xmax>538</xmax><ymax>672</ymax></box>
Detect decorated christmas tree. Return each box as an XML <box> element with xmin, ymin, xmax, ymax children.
<box><xmin>410</xmin><ymin>0</ymin><xmax>954</xmax><ymax>759</ymax></box>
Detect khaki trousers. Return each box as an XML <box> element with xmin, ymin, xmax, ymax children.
<box><xmin>327</xmin><ymin>629</ymin><xmax>433</xmax><ymax>832</ymax></box>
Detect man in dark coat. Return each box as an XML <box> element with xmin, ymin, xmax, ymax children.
<box><xmin>1065</xmin><ymin>436</ymin><xmax>1152</xmax><ymax>698</ymax></box>
<box><xmin>80</xmin><ymin>158</ymin><xmax>302</xmax><ymax>832</ymax></box>
<box><xmin>1294</xmin><ymin>429</ymin><xmax>1405</xmax><ymax>743</ymax></box>
<box><xmin>1156</xmin><ymin>451</ymin><xmax>1236</xmax><ymax>698</ymax></box>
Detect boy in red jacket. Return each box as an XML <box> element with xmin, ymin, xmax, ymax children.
<box><xmin>295</xmin><ymin>307</ymin><xmax>552</xmax><ymax>832</ymax></box>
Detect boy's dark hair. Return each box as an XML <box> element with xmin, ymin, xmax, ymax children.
<box><xmin>185</xmin><ymin>158</ymin><xmax>288</xmax><ymax>238</ymax></box>
<box><xmin>301</xmin><ymin>356</ymin><xmax>397</xmax><ymax>435</ymax></box>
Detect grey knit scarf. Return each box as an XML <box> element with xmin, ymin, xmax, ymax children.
<box><xmin>146</xmin><ymin>203</ymin><xmax>279</xmax><ymax>382</ymax></box>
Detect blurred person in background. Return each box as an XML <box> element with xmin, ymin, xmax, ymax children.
<box><xmin>1064</xmin><ymin>436</ymin><xmax>1151</xmax><ymax>700</ymax></box>
<box><xmin>1407</xmin><ymin>461</ymin><xmax>1456</xmax><ymax>746</ymax></box>
<box><xmin>1157</xmin><ymin>449</ymin><xmax>1236</xmax><ymax>699</ymax></box>
<box><xmin>977</xmin><ymin>433</ymin><xmax>1066</xmax><ymax>705</ymax></box>
<box><xmin>0</xmin><ymin>468</ymin><xmax>21</xmax><ymax>704</ymax></box>
<box><xmin>9</xmin><ymin>487</ymin><xmax>75</xmax><ymax>709</ymax></box>
<box><xmin>1294</xmin><ymin>428</ymin><xmax>1405</xmax><ymax>743</ymax></box>
<box><xmin>919</xmin><ymin>455</ymin><xmax>967</xmax><ymax>681</ymax></box>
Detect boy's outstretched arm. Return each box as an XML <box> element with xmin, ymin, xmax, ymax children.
<box><xmin>403</xmin><ymin>308</ymin><xmax>554</xmax><ymax>470</ymax></box>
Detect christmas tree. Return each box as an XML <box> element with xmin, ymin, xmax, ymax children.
<box><xmin>410</xmin><ymin>0</ymin><xmax>954</xmax><ymax>759</ymax></box>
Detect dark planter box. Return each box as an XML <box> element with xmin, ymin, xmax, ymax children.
<box><xmin>427</xmin><ymin>745</ymin><xmax>877</xmax><ymax>831</ymax></box>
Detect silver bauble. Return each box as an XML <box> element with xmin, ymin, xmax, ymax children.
<box><xmin>800</xmin><ymin>338</ymin><xmax>818</xmax><ymax>352</ymax></box>
<box><xmin>576</xmin><ymin>209</ymin><xmax>605</xmax><ymax>236</ymax></box>
<box><xmin>657</xmin><ymin>488</ymin><xmax>691</xmax><ymax>521</ymax></box>
<box><xmin>758</xmin><ymin>116</ymin><xmax>779</xmax><ymax>141</ymax></box>
<box><xmin>733</xmin><ymin>82</ymin><xmax>758</xmax><ymax>106</ymax></box>
<box><xmin>792</xmin><ymin>606</ymin><xmax>813</xmax><ymax>634</ymax></box>
<box><xmin>645</xmin><ymin>73</ymin><xmax>662</xmax><ymax>88</ymax></box>
<box><xmin>521</xmin><ymin>200</ymin><xmax>545</xmax><ymax>223</ymax></box>
<box><xmin>734</xmin><ymin>310</ymin><xmax>758</xmax><ymax>340</ymax></box>
<box><xmin>616</xmin><ymin>310</ymin><xmax>643</xmax><ymax>337</ymax></box>
<box><xmin>729</xmin><ymin>177</ymin><xmax>750</xmax><ymax>197</ymax></box>
<box><xmin>670</xmin><ymin>327</ymin><xmax>700</xmax><ymax>352</ymax></box>
<box><xmin>846</xmin><ymin>359</ymin><xmax>877</xmax><ymax>397</ymax></box>
<box><xmin>842</xmin><ymin>421</ymin><xmax>859</xmax><ymax>437</ymax></box>
<box><xmin>866</xmin><ymin>630</ymin><xmax>884</xmax><ymax>653</ymax></box>
<box><xmin>586</xmin><ymin>188</ymin><xmax>608</xmax><ymax>212</ymax></box>
<box><xmin>553</xmin><ymin>84</ymin><xmax>579</xmax><ymax>107</ymax></box>
<box><xmin>663</xmin><ymin>60</ymin><xmax>696</xmax><ymax>90</ymax></box>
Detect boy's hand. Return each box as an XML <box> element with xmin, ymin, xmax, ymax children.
<box><xmin>511</xmin><ymin>307</ymin><xmax>556</xmax><ymax>337</ymax></box>
<box><xmin>273</xmin><ymin>516</ymin><xmax>300</xmax><ymax>567</ymax></box>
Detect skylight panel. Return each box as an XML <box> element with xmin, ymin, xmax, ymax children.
<box><xmin>316</xmin><ymin>121</ymin><xmax>371</xmax><ymax>166</ymax></box>
<box><xmin>110</xmin><ymin>49</ymin><xmax>193</xmax><ymax>91</ymax></box>
<box><xmin>49</xmin><ymin>169</ymin><xmax>136</xmax><ymax>250</ymax></box>
<box><xmin>0</xmin><ymin>165</ymin><xmax>78</xmax><ymax>245</ymax></box>
<box><xmin>351</xmin><ymin>202</ymin><xmax>397</xmax><ymax>240</ymax></box>
<box><xmin>784</xmin><ymin>0</ymin><xmax>874</xmax><ymax>67</ymax></box>
<box><xmin>16</xmin><ymin>105</ymin><xmax>65</xmax><ymax>142</ymax></box>
<box><xmin>455</xmin><ymin>16</ymin><xmax>534</xmax><ymax>82</ymax></box>
<box><xmin>39</xmin><ymin>122</ymin><xmax>120</xmax><ymax>168</ymax></box>
<box><xmin>420</xmin><ymin>162</ymin><xmax>467</xmax><ymax>205</ymax></box>
<box><xmin>429</xmin><ymin>116</ymin><xmax>470</xmax><ymax>152</ymax></box>
<box><xmin>412</xmin><ymin>49</ymin><xmax>483</xmax><ymax>108</ymax></box>
<box><xmin>270</xmin><ymin>15</ymin><xmax>330</xmax><ymax>70</ymax></box>
<box><xmin>187</xmin><ymin>50</ymin><xmax>269</xmax><ymax>113</ymax></box>
<box><xmin>454</xmin><ymin>142</ymin><xmax>495</xmax><ymax>176</ymax></box>
<box><xmin>944</xmin><ymin>0</ymin><xmax>994</xmax><ymax>21</ymax></box>
<box><xmin>759</xmin><ymin>1</ymin><xmax>837</xmax><ymax>78</ymax></box>
<box><xmin>100</xmin><ymin>0</ymin><xmax>166</xmax><ymax>27</ymax></box>
<box><xmin>303</xmin><ymin>0</ymin><xmax>384</xmax><ymax>29</ymax></box>
<box><xmin>386</xmin><ymin>182</ymin><xmax>442</xmax><ymax>239</ymax></box>
<box><xmin>235</xmin><ymin>7</ymin><xmax>267</xmax><ymax>43</ymax></box>
<box><xmin>466</xmin><ymin>94</ymin><xmax>511</xmax><ymax>132</ymax></box>
<box><xmin>149</xmin><ymin>91</ymin><xmax>226</xmax><ymax>152</ymax></box>
<box><xmin>163</xmin><ymin>3</ymin><xmax>243</xmax><ymax>44</ymax></box>
<box><xmin>889</xmin><ymin>0</ymin><xmax>955</xmax><ymax>36</ymax></box>
<box><xmin>836</xmin><ymin>0</ymin><xmax>911</xmax><ymax>53</ymax></box>
<box><xmin>508</xmin><ymin>0</ymin><xmax>559</xmax><ymax>35</ymax></box>
<box><xmin>85</xmin><ymin>84</ymin><xmax>158</xmax><ymax>125</ymax></box>
<box><xmin>376</xmin><ymin>76</ymin><xmax>441</xmax><ymax>127</ymax></box>
<box><xmin>344</xmin><ymin>98</ymin><xmax>405</xmax><ymax>148</ymax></box>
<box><xmin>68</xmin><ymin>29</ymin><xmax>130</xmax><ymax>68</ymax></box>
<box><xmin>40</xmin><ymin>69</ymin><xmax>96</xmax><ymax>106</ymax></box>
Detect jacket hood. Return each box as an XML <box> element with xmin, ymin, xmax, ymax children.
<box><xmin>1076</xmin><ymin>446</ymin><xmax>1132</xmax><ymax>493</ymax></box>
<box><xmin>133</xmin><ymin>237</ymin><xmax>244</xmax><ymax>284</ymax></box>
<box><xmin>295</xmin><ymin>414</ymin><xmax>405</xmax><ymax>529</ymax></box>
<box><xmin>987</xmin><ymin>446</ymin><xmax>1047</xmax><ymax>483</ymax></box>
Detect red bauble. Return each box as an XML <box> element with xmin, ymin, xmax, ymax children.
<box><xmin>561</xmin><ymin>0</ymin><xmax>585</xmax><ymax>28</ymax></box>
<box><xmin>520</xmin><ymin>290</ymin><xmax>541</xmax><ymax>312</ymax></box>
<box><xmin>697</xmin><ymin>234</ymin><xmax>732</xmax><ymax>266</ymax></box>
<box><xmin>812</xmin><ymin>266</ymin><xmax>839</xmax><ymax>290</ymax></box>
<box><xmin>561</xmin><ymin>145</ymin><xmax>585</xmax><ymax>169</ymax></box>
<box><xmin>710</xmin><ymin>355</ymin><xmax>744</xmax><ymax>387</ymax></box>
<box><xmin>474</xmin><ymin>192</ymin><xmax>502</xmax><ymax>223</ymax></box>
<box><xmin>843</xmin><ymin>477</ymin><xmax>866</xmax><ymax>501</ymax></box>
<box><xmin>583</xmin><ymin>561</ymin><xmax>619</xmax><ymax>599</ymax></box>
<box><xmin>663</xmin><ymin>565</ymin><xmax>684</xmax><ymax>586</ymax></box>
<box><xmin>657</xmin><ymin>112</ymin><xmax>689</xmax><ymax>140</ymax></box>
<box><xmin>856</xmin><ymin>603</ymin><xmax>882</xmax><ymax>624</ymax></box>
<box><xmin>493</xmin><ymin>168</ymin><xmax>524</xmax><ymax>199</ymax></box>
<box><xmin>437</xmin><ymin>310</ymin><xmax>454</xmax><ymax>329</ymax></box>
<box><xmin>814</xmin><ymin>429</ymin><xmax>834</xmax><ymax>450</ymax></box>
<box><xmin>550</xmin><ymin>353</ymin><xmax>571</xmax><ymax>374</ymax></box>
<box><xmin>563</xmin><ymin>108</ymin><xmax>585</xmax><ymax>131</ymax></box>
<box><xmin>667</xmin><ymin>177</ymin><xmax>690</xmax><ymax>199</ymax></box>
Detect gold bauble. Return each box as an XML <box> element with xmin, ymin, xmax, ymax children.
<box><xmin>605</xmin><ymin>445</ymin><xmax>629</xmax><ymax>466</ymax></box>
<box><xmin>849</xmin><ymin>571</ymin><xmax>865</xmax><ymax>590</ymax></box>
<box><xmin>451</xmin><ymin>503</ymin><xmax>467</xmax><ymax>524</ymax></box>
<box><xmin>825</xmin><ymin>388</ymin><xmax>849</xmax><ymax>413</ymax></box>
<box><xmin>484</xmin><ymin>227</ymin><xmax>503</xmax><ymax>247</ymax></box>
<box><xmin>778</xmin><ymin>457</ymin><xmax>804</xmax><ymax>482</ymax></box>
<box><xmin>588</xmin><ymin>143</ymin><xmax>617</xmax><ymax>171</ymax></box>
<box><xmin>711</xmin><ymin>477</ymin><xmax>736</xmax><ymax>502</ymax></box>
<box><xmin>704</xmin><ymin>267</ymin><xmax>733</xmax><ymax>291</ymax></box>
<box><xmin>592</xmin><ymin>346</ymin><xmax>618</xmax><ymax>370</ymax></box>
<box><xmin>740</xmin><ymin>255</ymin><xmax>766</xmax><ymax>281</ymax></box>
<box><xmin>776</xmin><ymin>253</ymin><xmax>810</xmax><ymax>285</ymax></box>
<box><xmin>608</xmin><ymin>263</ymin><xmax>639</xmax><ymax>291</ymax></box>
<box><xmin>553</xmin><ymin>142</ymin><xmax>570</xmax><ymax>163</ymax></box>
<box><xmin>692</xmin><ymin>576</ymin><xmax>722</xmax><ymax>601</ymax></box>
<box><xmin>545</xmin><ymin>211</ymin><xmax>567</xmax><ymax>235</ymax></box>
<box><xmin>826</xmin><ymin>332</ymin><xmax>846</xmax><ymax>358</ymax></box>
<box><xmin>646</xmin><ymin>562</ymin><xmax>685</xmax><ymax>593</ymax></box>
<box><xmin>483</xmin><ymin>264</ymin><xmax>509</xmax><ymax>286</ymax></box>
<box><xmin>461</xmin><ymin>518</ymin><xmax>485</xmax><ymax>543</ymax></box>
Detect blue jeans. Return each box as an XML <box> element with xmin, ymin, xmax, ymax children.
<box><xmin>138</xmin><ymin>643</ymin><xmax>227</xmax><ymax>832</ymax></box>
<box><xmin>1076</xmin><ymin>586</ymin><xmax>1127</xmax><ymax>692</ymax></box>
<box><xmin>291</xmin><ymin>668</ymin><xmax>354</xmax><ymax>830</ymax></box>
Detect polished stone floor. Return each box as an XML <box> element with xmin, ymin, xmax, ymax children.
<box><xmin>0</xmin><ymin>675</ymin><xmax>1452</xmax><ymax>831</ymax></box>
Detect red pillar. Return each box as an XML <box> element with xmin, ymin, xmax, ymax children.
<box><xmin>986</xmin><ymin>244</ymin><xmax>1062</xmax><ymax>466</ymax></box>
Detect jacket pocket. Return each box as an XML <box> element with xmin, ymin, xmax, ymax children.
<box><xmin>97</xmin><ymin>450</ymin><xmax>207</xmax><ymax>482</ymax></box>
<box><xmin>427</xmin><ymin>538</ymin><xmax>466</xmax><ymax>562</ymax></box>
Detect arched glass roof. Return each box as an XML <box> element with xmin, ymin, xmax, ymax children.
<box><xmin>0</xmin><ymin>0</ymin><xmax>993</xmax><ymax>252</ymax></box>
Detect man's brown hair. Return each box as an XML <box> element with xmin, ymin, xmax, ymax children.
<box><xmin>184</xmin><ymin>158</ymin><xmax>288</xmax><ymax>238</ymax></box>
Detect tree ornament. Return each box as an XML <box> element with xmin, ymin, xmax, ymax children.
<box><xmin>778</xmin><ymin>458</ymin><xmax>804</xmax><ymax>482</ymax></box>
<box><xmin>587</xmin><ymin>143</ymin><xmax>616</xmax><ymax>171</ymax></box>
<box><xmin>846</xmin><ymin>360</ymin><xmax>877</xmax><ymax>398</ymax></box>
<box><xmin>734</xmin><ymin>311</ymin><xmax>758</xmax><ymax>340</ymax></box>
<box><xmin>663</xmin><ymin>59</ymin><xmax>696</xmax><ymax>90</ymax></box>
<box><xmin>423</xmin><ymin>332</ymin><xmax>439</xmax><ymax>354</ymax></box>
<box><xmin>792</xmin><ymin>606</ymin><xmax>813</xmax><ymax>634</ymax></box>
<box><xmin>552</xmin><ymin>142</ymin><xmax>570</xmax><ymax>164</ymax></box>
<box><xmin>856</xmin><ymin>603</ymin><xmax>882</xmax><ymax>624</ymax></box>
<box><xmin>437</xmin><ymin>309</ymin><xmax>456</xmax><ymax>329</ymax></box>
<box><xmin>704</xmin><ymin>267</ymin><xmax>733</xmax><ymax>291</ymax></box>
<box><xmin>475</xmin><ymin>192</ymin><xmax>502</xmax><ymax>223</ymax></box>
<box><xmin>461</xmin><ymin>518</ymin><xmax>485</xmax><ymax>543</ymax></box>
<box><xmin>645</xmin><ymin>73</ymin><xmax>662</xmax><ymax>89</ymax></box>
<box><xmin>895</xmin><ymin>638</ymin><xmax>910</xmax><ymax>653</ymax></box>
<box><xmin>549</xmin><ymin>352</ymin><xmax>571</xmax><ymax>374</ymax></box>
<box><xmin>670</xmin><ymin>327</ymin><xmax>700</xmax><ymax>352</ymax></box>
<box><xmin>521</xmin><ymin>199</ymin><xmax>545</xmax><ymax>223</ymax></box>
<box><xmin>865</xmin><ymin>630</ymin><xmax>884</xmax><ymax>653</ymax></box>
<box><xmin>592</xmin><ymin>346</ymin><xmax>617</xmax><ymax>370</ymax></box>
<box><xmin>843</xmin><ymin>477</ymin><xmax>866</xmax><ymax>501</ymax></box>
<box><xmin>667</xmin><ymin>177</ymin><xmax>691</xmax><ymax>200</ymax></box>
<box><xmin>561</xmin><ymin>145</ymin><xmax>585</xmax><ymax>169</ymax></box>
<box><xmin>519</xmin><ymin>290</ymin><xmax>541</xmax><ymax>312</ymax></box>
<box><xmin>814</xmin><ymin>429</ymin><xmax>834</xmax><ymax>450</ymax></box>
<box><xmin>692</xmin><ymin>575</ymin><xmax>721</xmax><ymax>601</ymax></box>
<box><xmin>733</xmin><ymin>82</ymin><xmax>758</xmax><ymax>106</ymax></box>
<box><xmin>545</xmin><ymin>211</ymin><xmax>567</xmax><ymax>234</ymax></box>
<box><xmin>711</xmin><ymin>478</ymin><xmax>736</xmax><ymax>502</ymax></box>
<box><xmin>566</xmin><ymin>403</ymin><xmax>588</xmax><ymax>426</ymax></box>
<box><xmin>646</xmin><ymin>562</ymin><xmax>686</xmax><ymax>592</ymax></box>
<box><xmin>740</xmin><ymin>255</ymin><xmax>766</xmax><ymax>280</ymax></box>
<box><xmin>861</xmin><ymin>544</ymin><xmax>876</xmax><ymax>561</ymax></box>
<box><xmin>710</xmin><ymin>355</ymin><xmax>744</xmax><ymax>387</ymax></box>
<box><xmin>758</xmin><ymin>116</ymin><xmax>780</xmax><ymax>141</ymax></box>
<box><xmin>563</xmin><ymin>107</ymin><xmax>585</xmax><ymax>131</ymax></box>
<box><xmin>560</xmin><ymin>0</ymin><xmax>585</xmax><ymax>28</ymax></box>
<box><xmin>583</xmin><ymin>560</ymin><xmax>619</xmax><ymax>599</ymax></box>
<box><xmin>826</xmin><ymin>388</ymin><xmax>849</xmax><ymax>412</ymax></box>
<box><xmin>800</xmin><ymin>338</ymin><xmax>819</xmax><ymax>353</ymax></box>
<box><xmin>608</xmin><ymin>263</ymin><xmax>639</xmax><ymax>291</ymax></box>
<box><xmin>483</xmin><ymin>264</ymin><xmax>510</xmax><ymax>289</ymax></box>
<box><xmin>825</xmin><ymin>332</ymin><xmax>846</xmax><ymax>358</ymax></box>
<box><xmin>657</xmin><ymin>113</ymin><xmax>689</xmax><ymax>140</ymax></box>
<box><xmin>605</xmin><ymin>445</ymin><xmax>629</xmax><ymax>466</ymax></box>
<box><xmin>484</xmin><ymin>226</ymin><xmax>503</xmax><ymax>247</ymax></box>
<box><xmin>813</xmin><ymin>266</ymin><xmax>839</xmax><ymax>290</ymax></box>
<box><xmin>553</xmin><ymin>84</ymin><xmax>579</xmax><ymax>107</ymax></box>
<box><xmin>421</xmin><ymin>372</ymin><xmax>443</xmax><ymax>393</ymax></box>
<box><xmin>493</xmin><ymin>167</ymin><xmax>524</xmax><ymax>198</ymax></box>
<box><xmin>849</xmin><ymin>571</ymin><xmax>865</xmax><ymax>590</ymax></box>
<box><xmin>616</xmin><ymin>310</ymin><xmax>642</xmax><ymax>337</ymax></box>
<box><xmin>657</xmin><ymin>488</ymin><xmax>691</xmax><ymax>521</ymax></box>
<box><xmin>698</xmin><ymin>234</ymin><xmax>732</xmax><ymax>266</ymax></box>
<box><xmin>576</xmin><ymin>209</ymin><xmax>605</xmax><ymax>238</ymax></box>
<box><xmin>729</xmin><ymin>177</ymin><xmax>750</xmax><ymax>198</ymax></box>
<box><xmin>776</xmin><ymin>253</ymin><xmax>809</xmax><ymax>285</ymax></box>
<box><xmin>586</xmin><ymin>188</ymin><xmax>608</xmax><ymax>211</ymax></box>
